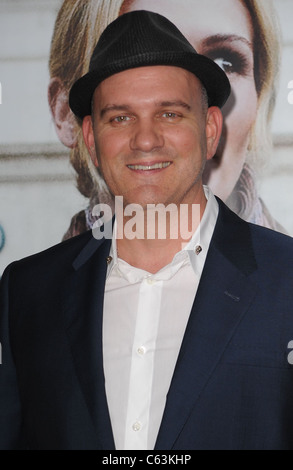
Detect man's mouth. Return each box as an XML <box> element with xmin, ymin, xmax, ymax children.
<box><xmin>127</xmin><ymin>162</ymin><xmax>171</xmax><ymax>171</ymax></box>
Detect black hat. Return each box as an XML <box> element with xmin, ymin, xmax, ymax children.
<box><xmin>69</xmin><ymin>10</ymin><xmax>231</xmax><ymax>119</ymax></box>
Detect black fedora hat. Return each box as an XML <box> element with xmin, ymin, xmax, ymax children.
<box><xmin>69</xmin><ymin>10</ymin><xmax>231</xmax><ymax>119</ymax></box>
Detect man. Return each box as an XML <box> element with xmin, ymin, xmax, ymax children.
<box><xmin>1</xmin><ymin>10</ymin><xmax>293</xmax><ymax>451</ymax></box>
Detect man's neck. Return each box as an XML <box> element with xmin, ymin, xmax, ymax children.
<box><xmin>116</xmin><ymin>238</ymin><xmax>184</xmax><ymax>274</ymax></box>
<box><xmin>115</xmin><ymin>191</ymin><xmax>207</xmax><ymax>273</ymax></box>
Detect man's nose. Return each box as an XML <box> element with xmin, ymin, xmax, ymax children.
<box><xmin>129</xmin><ymin>119</ymin><xmax>164</xmax><ymax>152</ymax></box>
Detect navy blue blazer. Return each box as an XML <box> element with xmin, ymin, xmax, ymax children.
<box><xmin>1</xmin><ymin>199</ymin><xmax>293</xmax><ymax>450</ymax></box>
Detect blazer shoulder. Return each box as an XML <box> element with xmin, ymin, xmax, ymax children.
<box><xmin>2</xmin><ymin>230</ymin><xmax>94</xmax><ymax>281</ymax></box>
<box><xmin>249</xmin><ymin>221</ymin><xmax>293</xmax><ymax>267</ymax></box>
<box><xmin>216</xmin><ymin>197</ymin><xmax>293</xmax><ymax>251</ymax></box>
<box><xmin>214</xmin><ymin>198</ymin><xmax>293</xmax><ymax>274</ymax></box>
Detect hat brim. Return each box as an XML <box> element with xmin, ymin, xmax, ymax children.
<box><xmin>69</xmin><ymin>51</ymin><xmax>230</xmax><ymax>120</ymax></box>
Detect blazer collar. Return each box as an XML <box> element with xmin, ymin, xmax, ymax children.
<box><xmin>212</xmin><ymin>197</ymin><xmax>257</xmax><ymax>275</ymax></box>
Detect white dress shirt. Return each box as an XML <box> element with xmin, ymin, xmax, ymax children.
<box><xmin>102</xmin><ymin>187</ymin><xmax>219</xmax><ymax>450</ymax></box>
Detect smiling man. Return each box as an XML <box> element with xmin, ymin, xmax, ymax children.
<box><xmin>1</xmin><ymin>10</ymin><xmax>293</xmax><ymax>451</ymax></box>
<box><xmin>82</xmin><ymin>64</ymin><xmax>222</xmax><ymax>272</ymax></box>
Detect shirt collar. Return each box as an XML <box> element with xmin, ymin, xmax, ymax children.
<box><xmin>183</xmin><ymin>185</ymin><xmax>219</xmax><ymax>277</ymax></box>
<box><xmin>107</xmin><ymin>186</ymin><xmax>218</xmax><ymax>282</ymax></box>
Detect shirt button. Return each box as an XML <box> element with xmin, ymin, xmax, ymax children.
<box><xmin>146</xmin><ymin>277</ymin><xmax>156</xmax><ymax>285</ymax></box>
<box><xmin>137</xmin><ymin>346</ymin><xmax>146</xmax><ymax>356</ymax></box>
<box><xmin>132</xmin><ymin>422</ymin><xmax>141</xmax><ymax>432</ymax></box>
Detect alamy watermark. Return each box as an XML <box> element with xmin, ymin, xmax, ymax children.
<box><xmin>91</xmin><ymin>196</ymin><xmax>201</xmax><ymax>244</ymax></box>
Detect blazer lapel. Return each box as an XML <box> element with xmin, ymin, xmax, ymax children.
<box><xmin>155</xmin><ymin>201</ymin><xmax>259</xmax><ymax>450</ymax></box>
<box><xmin>62</xmin><ymin>234</ymin><xmax>115</xmax><ymax>449</ymax></box>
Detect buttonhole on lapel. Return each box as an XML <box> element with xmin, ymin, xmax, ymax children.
<box><xmin>224</xmin><ymin>291</ymin><xmax>240</xmax><ymax>302</ymax></box>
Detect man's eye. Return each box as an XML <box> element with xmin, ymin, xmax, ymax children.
<box><xmin>113</xmin><ymin>116</ymin><xmax>130</xmax><ymax>123</ymax></box>
<box><xmin>162</xmin><ymin>112</ymin><xmax>178</xmax><ymax>119</ymax></box>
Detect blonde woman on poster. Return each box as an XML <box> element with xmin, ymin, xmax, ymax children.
<box><xmin>48</xmin><ymin>0</ymin><xmax>285</xmax><ymax>237</ymax></box>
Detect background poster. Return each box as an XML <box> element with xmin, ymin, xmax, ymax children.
<box><xmin>0</xmin><ymin>0</ymin><xmax>293</xmax><ymax>275</ymax></box>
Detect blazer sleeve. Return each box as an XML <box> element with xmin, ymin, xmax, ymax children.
<box><xmin>0</xmin><ymin>264</ymin><xmax>23</xmax><ymax>449</ymax></box>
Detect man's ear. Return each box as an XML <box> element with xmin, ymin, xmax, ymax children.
<box><xmin>48</xmin><ymin>77</ymin><xmax>77</xmax><ymax>148</ymax></box>
<box><xmin>82</xmin><ymin>115</ymin><xmax>99</xmax><ymax>167</ymax></box>
<box><xmin>205</xmin><ymin>106</ymin><xmax>223</xmax><ymax>161</ymax></box>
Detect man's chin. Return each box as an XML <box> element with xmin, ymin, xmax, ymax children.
<box><xmin>118</xmin><ymin>188</ymin><xmax>167</xmax><ymax>209</ymax></box>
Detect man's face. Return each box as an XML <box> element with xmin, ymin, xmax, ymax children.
<box><xmin>83</xmin><ymin>65</ymin><xmax>221</xmax><ymax>208</ymax></box>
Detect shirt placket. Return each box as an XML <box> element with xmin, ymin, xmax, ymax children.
<box><xmin>123</xmin><ymin>277</ymin><xmax>163</xmax><ymax>450</ymax></box>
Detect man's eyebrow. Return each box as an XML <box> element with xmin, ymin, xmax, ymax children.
<box><xmin>100</xmin><ymin>101</ymin><xmax>191</xmax><ymax>117</ymax></box>
<box><xmin>100</xmin><ymin>104</ymin><xmax>131</xmax><ymax>118</ymax></box>
<box><xmin>201</xmin><ymin>34</ymin><xmax>253</xmax><ymax>49</ymax></box>
<box><xmin>157</xmin><ymin>101</ymin><xmax>191</xmax><ymax>111</ymax></box>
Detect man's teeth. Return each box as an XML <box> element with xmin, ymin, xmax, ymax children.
<box><xmin>127</xmin><ymin>162</ymin><xmax>171</xmax><ymax>170</ymax></box>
